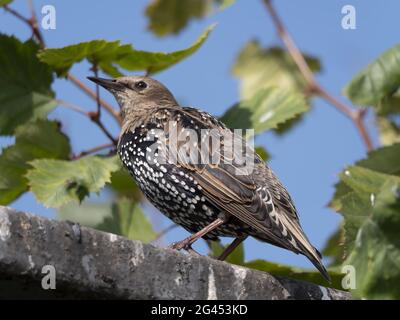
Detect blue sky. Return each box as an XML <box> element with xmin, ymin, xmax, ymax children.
<box><xmin>1</xmin><ymin>0</ymin><xmax>397</xmax><ymax>269</ymax></box>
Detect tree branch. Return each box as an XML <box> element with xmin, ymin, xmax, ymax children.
<box><xmin>57</xmin><ymin>100</ymin><xmax>88</xmax><ymax>116</ymax></box>
<box><xmin>57</xmin><ymin>100</ymin><xmax>117</xmax><ymax>145</ymax></box>
<box><xmin>3</xmin><ymin>5</ymin><xmax>30</xmax><ymax>25</ymax></box>
<box><xmin>262</xmin><ymin>0</ymin><xmax>374</xmax><ymax>151</ymax></box>
<box><xmin>4</xmin><ymin>3</ymin><xmax>122</xmax><ymax>125</ymax></box>
<box><xmin>27</xmin><ymin>0</ymin><xmax>45</xmax><ymax>47</ymax></box>
<box><xmin>72</xmin><ymin>142</ymin><xmax>116</xmax><ymax>160</ymax></box>
<box><xmin>88</xmin><ymin>112</ymin><xmax>118</xmax><ymax>145</ymax></box>
<box><xmin>67</xmin><ymin>74</ymin><xmax>122</xmax><ymax>124</ymax></box>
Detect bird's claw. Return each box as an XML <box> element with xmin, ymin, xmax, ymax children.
<box><xmin>169</xmin><ymin>242</ymin><xmax>201</xmax><ymax>256</ymax></box>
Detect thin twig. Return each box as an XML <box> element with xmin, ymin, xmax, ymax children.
<box><xmin>4</xmin><ymin>3</ymin><xmax>122</xmax><ymax>125</ymax></box>
<box><xmin>4</xmin><ymin>5</ymin><xmax>30</xmax><ymax>24</ymax></box>
<box><xmin>27</xmin><ymin>0</ymin><xmax>45</xmax><ymax>47</ymax></box>
<box><xmin>67</xmin><ymin>74</ymin><xmax>122</xmax><ymax>124</ymax></box>
<box><xmin>72</xmin><ymin>142</ymin><xmax>116</xmax><ymax>160</ymax></box>
<box><xmin>262</xmin><ymin>0</ymin><xmax>374</xmax><ymax>151</ymax></box>
<box><xmin>88</xmin><ymin>112</ymin><xmax>118</xmax><ymax>145</ymax></box>
<box><xmin>91</xmin><ymin>64</ymin><xmax>102</xmax><ymax>117</ymax></box>
<box><xmin>58</xmin><ymin>100</ymin><xmax>117</xmax><ymax>145</ymax></box>
<box><xmin>57</xmin><ymin>100</ymin><xmax>89</xmax><ymax>116</ymax></box>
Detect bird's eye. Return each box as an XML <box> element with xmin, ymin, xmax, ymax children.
<box><xmin>135</xmin><ymin>81</ymin><xmax>148</xmax><ymax>90</ymax></box>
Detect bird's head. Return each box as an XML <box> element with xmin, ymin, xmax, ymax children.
<box><xmin>87</xmin><ymin>76</ymin><xmax>178</xmax><ymax>120</ymax></box>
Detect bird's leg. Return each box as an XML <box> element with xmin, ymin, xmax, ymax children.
<box><xmin>217</xmin><ymin>235</ymin><xmax>248</xmax><ymax>261</ymax></box>
<box><xmin>169</xmin><ymin>217</ymin><xmax>226</xmax><ymax>251</ymax></box>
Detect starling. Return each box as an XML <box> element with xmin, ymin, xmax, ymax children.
<box><xmin>88</xmin><ymin>76</ymin><xmax>330</xmax><ymax>281</ymax></box>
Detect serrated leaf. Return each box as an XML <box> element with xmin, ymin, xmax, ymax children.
<box><xmin>244</xmin><ymin>260</ymin><xmax>341</xmax><ymax>289</ymax></box>
<box><xmin>117</xmin><ymin>25</ymin><xmax>214</xmax><ymax>74</ymax></box>
<box><xmin>39</xmin><ymin>26</ymin><xmax>213</xmax><ymax>77</ymax></box>
<box><xmin>221</xmin><ymin>87</ymin><xmax>309</xmax><ymax>135</ymax></box>
<box><xmin>330</xmin><ymin>158</ymin><xmax>400</xmax><ymax>298</ymax></box>
<box><xmin>26</xmin><ymin>156</ymin><xmax>119</xmax><ymax>207</ymax></box>
<box><xmin>355</xmin><ymin>143</ymin><xmax>400</xmax><ymax>176</ymax></box>
<box><xmin>96</xmin><ymin>198</ymin><xmax>157</xmax><ymax>243</ymax></box>
<box><xmin>339</xmin><ymin>166</ymin><xmax>396</xmax><ymax>195</ymax></box>
<box><xmin>209</xmin><ymin>241</ymin><xmax>244</xmax><ymax>265</ymax></box>
<box><xmin>145</xmin><ymin>0</ymin><xmax>211</xmax><ymax>37</ymax></box>
<box><xmin>330</xmin><ymin>145</ymin><xmax>400</xmax><ymax>253</ymax></box>
<box><xmin>343</xmin><ymin>44</ymin><xmax>400</xmax><ymax>106</ymax></box>
<box><xmin>232</xmin><ymin>42</ymin><xmax>320</xmax><ymax>100</ymax></box>
<box><xmin>38</xmin><ymin>40</ymin><xmax>130</xmax><ymax>77</ymax></box>
<box><xmin>231</xmin><ymin>42</ymin><xmax>319</xmax><ymax>135</ymax></box>
<box><xmin>0</xmin><ymin>34</ymin><xmax>56</xmax><ymax>135</ymax></box>
<box><xmin>145</xmin><ymin>0</ymin><xmax>232</xmax><ymax>37</ymax></box>
<box><xmin>344</xmin><ymin>181</ymin><xmax>400</xmax><ymax>299</ymax></box>
<box><xmin>330</xmin><ymin>143</ymin><xmax>400</xmax><ymax>211</ymax></box>
<box><xmin>0</xmin><ymin>120</ymin><xmax>70</xmax><ymax>205</ymax></box>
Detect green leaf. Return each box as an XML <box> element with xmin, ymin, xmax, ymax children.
<box><xmin>0</xmin><ymin>0</ymin><xmax>13</xmax><ymax>7</ymax></box>
<box><xmin>0</xmin><ymin>34</ymin><xmax>56</xmax><ymax>135</ymax></box>
<box><xmin>145</xmin><ymin>0</ymin><xmax>211</xmax><ymax>37</ymax></box>
<box><xmin>38</xmin><ymin>40</ymin><xmax>130</xmax><ymax>77</ymax></box>
<box><xmin>231</xmin><ymin>42</ymin><xmax>319</xmax><ymax>135</ymax></box>
<box><xmin>343</xmin><ymin>44</ymin><xmax>400</xmax><ymax>106</ymax></box>
<box><xmin>0</xmin><ymin>120</ymin><xmax>70</xmax><ymax>205</ymax></box>
<box><xmin>232</xmin><ymin>42</ymin><xmax>320</xmax><ymax>100</ymax></box>
<box><xmin>221</xmin><ymin>87</ymin><xmax>309</xmax><ymax>135</ymax></box>
<box><xmin>355</xmin><ymin>143</ymin><xmax>400</xmax><ymax>176</ymax></box>
<box><xmin>339</xmin><ymin>166</ymin><xmax>396</xmax><ymax>195</ymax></box>
<box><xmin>344</xmin><ymin>181</ymin><xmax>400</xmax><ymax>299</ymax></box>
<box><xmin>215</xmin><ymin>0</ymin><xmax>235</xmax><ymax>10</ymax></box>
<box><xmin>116</xmin><ymin>25</ymin><xmax>214</xmax><ymax>74</ymax></box>
<box><xmin>335</xmin><ymin>167</ymin><xmax>399</xmax><ymax>250</ymax></box>
<box><xmin>58</xmin><ymin>202</ymin><xmax>112</xmax><ymax>228</ymax></box>
<box><xmin>39</xmin><ymin>26</ymin><xmax>214</xmax><ymax>77</ymax></box>
<box><xmin>330</xmin><ymin>143</ymin><xmax>400</xmax><ymax>237</ymax></box>
<box><xmin>209</xmin><ymin>241</ymin><xmax>244</xmax><ymax>265</ymax></box>
<box><xmin>244</xmin><ymin>260</ymin><xmax>342</xmax><ymax>289</ymax></box>
<box><xmin>108</xmin><ymin>165</ymin><xmax>142</xmax><ymax>201</ymax></box>
<box><xmin>96</xmin><ymin>198</ymin><xmax>157</xmax><ymax>243</ymax></box>
<box><xmin>376</xmin><ymin>88</ymin><xmax>400</xmax><ymax>116</ymax></box>
<box><xmin>321</xmin><ymin>227</ymin><xmax>345</xmax><ymax>267</ymax></box>
<box><xmin>330</xmin><ymin>159</ymin><xmax>400</xmax><ymax>298</ymax></box>
<box><xmin>26</xmin><ymin>155</ymin><xmax>119</xmax><ymax>207</ymax></box>
<box><xmin>145</xmin><ymin>0</ymin><xmax>232</xmax><ymax>37</ymax></box>
<box><xmin>376</xmin><ymin>117</ymin><xmax>400</xmax><ymax>146</ymax></box>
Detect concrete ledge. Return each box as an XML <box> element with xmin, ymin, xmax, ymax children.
<box><xmin>0</xmin><ymin>206</ymin><xmax>351</xmax><ymax>299</ymax></box>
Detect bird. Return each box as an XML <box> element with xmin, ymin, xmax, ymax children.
<box><xmin>88</xmin><ymin>75</ymin><xmax>330</xmax><ymax>282</ymax></box>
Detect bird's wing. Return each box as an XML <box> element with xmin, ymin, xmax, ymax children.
<box><xmin>164</xmin><ymin>107</ymin><xmax>311</xmax><ymax>253</ymax></box>
<box><xmin>157</xmin><ymin>106</ymin><xmax>329</xmax><ymax>280</ymax></box>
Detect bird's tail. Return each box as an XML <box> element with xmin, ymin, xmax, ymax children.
<box><xmin>302</xmin><ymin>247</ymin><xmax>331</xmax><ymax>283</ymax></box>
<box><xmin>281</xmin><ymin>214</ymin><xmax>331</xmax><ymax>282</ymax></box>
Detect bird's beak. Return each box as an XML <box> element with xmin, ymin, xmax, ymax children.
<box><xmin>87</xmin><ymin>76</ymin><xmax>123</xmax><ymax>91</ymax></box>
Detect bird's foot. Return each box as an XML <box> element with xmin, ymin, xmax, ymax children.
<box><xmin>169</xmin><ymin>239</ymin><xmax>191</xmax><ymax>251</ymax></box>
<box><xmin>169</xmin><ymin>241</ymin><xmax>201</xmax><ymax>256</ymax></box>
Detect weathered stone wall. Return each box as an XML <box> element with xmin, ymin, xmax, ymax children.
<box><xmin>0</xmin><ymin>206</ymin><xmax>350</xmax><ymax>299</ymax></box>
